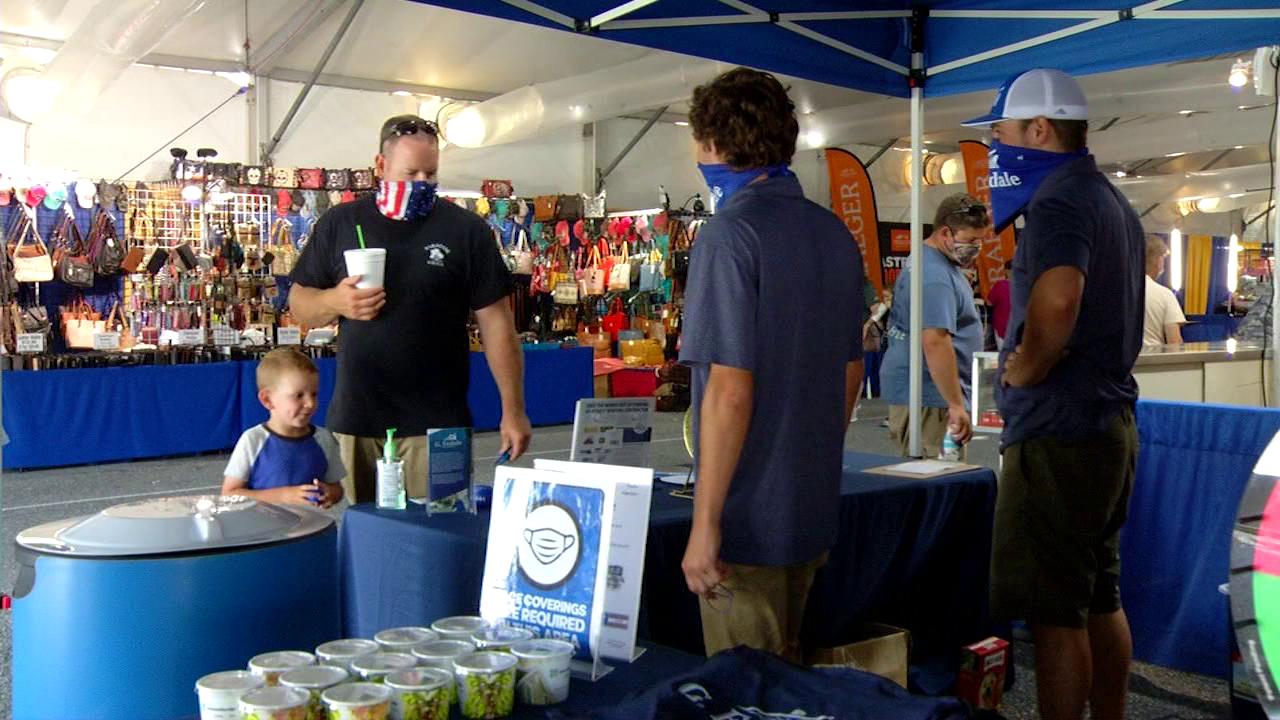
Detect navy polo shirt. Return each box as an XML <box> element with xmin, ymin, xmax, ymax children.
<box><xmin>680</xmin><ymin>174</ymin><xmax>864</xmax><ymax>567</ymax></box>
<box><xmin>997</xmin><ymin>154</ymin><xmax>1145</xmax><ymax>449</ymax></box>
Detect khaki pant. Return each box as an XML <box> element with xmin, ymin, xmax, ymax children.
<box><xmin>699</xmin><ymin>552</ymin><xmax>828</xmax><ymax>663</ymax></box>
<box><xmin>888</xmin><ymin>405</ymin><xmax>952</xmax><ymax>459</ymax></box>
<box><xmin>336</xmin><ymin>433</ymin><xmax>430</xmax><ymax>504</ymax></box>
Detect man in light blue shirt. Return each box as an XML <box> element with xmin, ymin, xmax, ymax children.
<box><xmin>879</xmin><ymin>194</ymin><xmax>989</xmax><ymax>458</ymax></box>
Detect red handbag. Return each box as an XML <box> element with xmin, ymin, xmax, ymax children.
<box><xmin>298</xmin><ymin>168</ymin><xmax>324</xmax><ymax>190</ymax></box>
<box><xmin>481</xmin><ymin>179</ymin><xmax>513</xmax><ymax>198</ymax></box>
<box><xmin>601</xmin><ymin>297</ymin><xmax>629</xmax><ymax>342</ymax></box>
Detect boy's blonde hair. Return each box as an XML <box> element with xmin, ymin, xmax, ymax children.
<box><xmin>257</xmin><ymin>347</ymin><xmax>318</xmax><ymax>390</ymax></box>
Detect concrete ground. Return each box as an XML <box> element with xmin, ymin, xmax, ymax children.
<box><xmin>0</xmin><ymin>398</ymin><xmax>1229</xmax><ymax>718</ymax></box>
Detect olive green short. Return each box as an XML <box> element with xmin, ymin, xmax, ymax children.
<box><xmin>991</xmin><ymin>407</ymin><xmax>1138</xmax><ymax>629</ymax></box>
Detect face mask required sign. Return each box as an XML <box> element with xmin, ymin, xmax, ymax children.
<box><xmin>481</xmin><ymin>467</ymin><xmax>616</xmax><ymax>667</ymax></box>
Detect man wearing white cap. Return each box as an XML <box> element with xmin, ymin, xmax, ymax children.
<box><xmin>963</xmin><ymin>69</ymin><xmax>1144</xmax><ymax>720</ymax></box>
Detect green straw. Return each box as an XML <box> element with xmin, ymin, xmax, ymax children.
<box><xmin>356</xmin><ymin>224</ymin><xmax>366</xmax><ymax>249</ymax></box>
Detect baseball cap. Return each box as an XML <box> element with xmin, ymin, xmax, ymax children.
<box><xmin>962</xmin><ymin>68</ymin><xmax>1088</xmax><ymax>128</ymax></box>
<box><xmin>74</xmin><ymin>178</ymin><xmax>97</xmax><ymax>208</ymax></box>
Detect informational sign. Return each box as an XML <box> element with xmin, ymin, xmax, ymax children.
<box><xmin>570</xmin><ymin>398</ymin><xmax>656</xmax><ymax>468</ymax></box>
<box><xmin>426</xmin><ymin>427</ymin><xmax>473</xmax><ymax>514</ymax></box>
<box><xmin>276</xmin><ymin>327</ymin><xmax>301</xmax><ymax>346</ymax></box>
<box><xmin>481</xmin><ymin>466</ymin><xmax>616</xmax><ymax>672</ymax></box>
<box><xmin>212</xmin><ymin>327</ymin><xmax>240</xmax><ymax>347</ymax></box>
<box><xmin>826</xmin><ymin>147</ymin><xmax>884</xmax><ymax>299</ymax></box>
<box><xmin>535</xmin><ymin>459</ymin><xmax>653</xmax><ymax>663</ymax></box>
<box><xmin>177</xmin><ymin>328</ymin><xmax>206</xmax><ymax>346</ymax></box>
<box><xmin>16</xmin><ymin>334</ymin><xmax>44</xmax><ymax>354</ymax></box>
<box><xmin>960</xmin><ymin>139</ymin><xmax>1017</xmax><ymax>299</ymax></box>
<box><xmin>92</xmin><ymin>332</ymin><xmax>120</xmax><ymax>351</ymax></box>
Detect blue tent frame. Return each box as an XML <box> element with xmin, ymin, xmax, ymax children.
<box><xmin>406</xmin><ymin>0</ymin><xmax>1280</xmax><ymax>450</ymax></box>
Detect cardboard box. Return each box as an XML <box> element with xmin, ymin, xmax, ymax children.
<box><xmin>808</xmin><ymin>623</ymin><xmax>910</xmax><ymax>688</ymax></box>
<box><xmin>956</xmin><ymin>636</ymin><xmax>1010</xmax><ymax>710</ymax></box>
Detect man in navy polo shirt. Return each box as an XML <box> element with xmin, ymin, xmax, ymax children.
<box><xmin>679</xmin><ymin>67</ymin><xmax>865</xmax><ymax>662</ymax></box>
<box><xmin>964</xmin><ymin>69</ymin><xmax>1144</xmax><ymax>720</ymax></box>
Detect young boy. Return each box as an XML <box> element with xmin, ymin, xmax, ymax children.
<box><xmin>222</xmin><ymin>348</ymin><xmax>345</xmax><ymax>507</ymax></box>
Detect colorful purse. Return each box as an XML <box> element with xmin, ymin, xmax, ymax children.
<box><xmin>608</xmin><ymin>240</ymin><xmax>632</xmax><ymax>292</ymax></box>
<box><xmin>481</xmin><ymin>179</ymin><xmax>514</xmax><ymax>198</ymax></box>
<box><xmin>557</xmin><ymin>194</ymin><xmax>585</xmax><ymax>220</ymax></box>
<box><xmin>298</xmin><ymin>168</ymin><xmax>324</xmax><ymax>190</ymax></box>
<box><xmin>270</xmin><ymin>219</ymin><xmax>297</xmax><ymax>277</ymax></box>
<box><xmin>511</xmin><ymin>226</ymin><xmax>533</xmax><ymax>275</ymax></box>
<box><xmin>535</xmin><ymin>196</ymin><xmax>558</xmax><ymax>222</ymax></box>
<box><xmin>581</xmin><ymin>245</ymin><xmax>605</xmax><ymax>297</ymax></box>
<box><xmin>324</xmin><ymin>169</ymin><xmax>351</xmax><ymax>190</ymax></box>
<box><xmin>584</xmin><ymin>192</ymin><xmax>606</xmax><ymax>219</ymax></box>
<box><xmin>351</xmin><ymin>168</ymin><xmax>375</xmax><ymax>190</ymax></box>
<box><xmin>271</xmin><ymin>167</ymin><xmax>299</xmax><ymax>189</ymax></box>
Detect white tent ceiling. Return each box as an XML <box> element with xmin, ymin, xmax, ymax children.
<box><xmin>1</xmin><ymin>0</ymin><xmax>1274</xmax><ymax>224</ymax></box>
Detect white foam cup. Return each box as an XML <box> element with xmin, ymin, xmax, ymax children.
<box><xmin>344</xmin><ymin>248</ymin><xmax>387</xmax><ymax>289</ymax></box>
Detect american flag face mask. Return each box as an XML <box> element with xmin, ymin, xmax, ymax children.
<box><xmin>376</xmin><ymin>180</ymin><xmax>437</xmax><ymax>221</ymax></box>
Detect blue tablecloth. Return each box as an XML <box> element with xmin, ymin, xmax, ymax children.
<box><xmin>1182</xmin><ymin>314</ymin><xmax>1241</xmax><ymax>343</ymax></box>
<box><xmin>3</xmin><ymin>363</ymin><xmax>243</xmax><ymax>470</ymax></box>
<box><xmin>4</xmin><ymin>348</ymin><xmax>592</xmax><ymax>470</ymax></box>
<box><xmin>1121</xmin><ymin>400</ymin><xmax>1280</xmax><ymax>678</ymax></box>
<box><xmin>339</xmin><ymin>452</ymin><xmax>996</xmax><ymax>694</ymax></box>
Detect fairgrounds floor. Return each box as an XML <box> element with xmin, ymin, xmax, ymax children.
<box><xmin>0</xmin><ymin>397</ymin><xmax>1232</xmax><ymax>718</ymax></box>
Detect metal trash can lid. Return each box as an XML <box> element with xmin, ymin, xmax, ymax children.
<box><xmin>16</xmin><ymin>495</ymin><xmax>332</xmax><ymax>557</ymax></box>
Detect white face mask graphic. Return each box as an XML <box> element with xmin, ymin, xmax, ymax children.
<box><xmin>523</xmin><ymin>527</ymin><xmax>576</xmax><ymax>565</ymax></box>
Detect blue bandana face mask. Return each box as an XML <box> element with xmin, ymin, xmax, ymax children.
<box><xmin>987</xmin><ymin>142</ymin><xmax>1086</xmax><ymax>232</ymax></box>
<box><xmin>697</xmin><ymin>164</ymin><xmax>794</xmax><ymax>209</ymax></box>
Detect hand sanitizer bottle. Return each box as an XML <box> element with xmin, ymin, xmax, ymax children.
<box><xmin>377</xmin><ymin>428</ymin><xmax>406</xmax><ymax>510</ymax></box>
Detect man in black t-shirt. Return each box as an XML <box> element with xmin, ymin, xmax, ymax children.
<box><xmin>289</xmin><ymin>115</ymin><xmax>531</xmax><ymax>502</ymax></box>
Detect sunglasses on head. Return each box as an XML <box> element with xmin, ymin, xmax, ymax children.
<box><xmin>388</xmin><ymin>119</ymin><xmax>438</xmax><ymax>140</ymax></box>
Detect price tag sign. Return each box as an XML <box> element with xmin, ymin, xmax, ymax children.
<box><xmin>212</xmin><ymin>327</ymin><xmax>240</xmax><ymax>346</ymax></box>
<box><xmin>177</xmin><ymin>328</ymin><xmax>206</xmax><ymax>346</ymax></box>
<box><xmin>93</xmin><ymin>332</ymin><xmax>121</xmax><ymax>351</ymax></box>
<box><xmin>16</xmin><ymin>333</ymin><xmax>45</xmax><ymax>354</ymax></box>
<box><xmin>276</xmin><ymin>327</ymin><xmax>301</xmax><ymax>345</ymax></box>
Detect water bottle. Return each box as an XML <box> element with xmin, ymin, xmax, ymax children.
<box><xmin>940</xmin><ymin>430</ymin><xmax>962</xmax><ymax>462</ymax></box>
<box><xmin>376</xmin><ymin>427</ymin><xmax>406</xmax><ymax>510</ymax></box>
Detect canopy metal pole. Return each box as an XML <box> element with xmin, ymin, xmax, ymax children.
<box><xmin>1272</xmin><ymin>94</ymin><xmax>1280</xmax><ymax>407</ymax></box>
<box><xmin>908</xmin><ymin>40</ymin><xmax>925</xmax><ymax>457</ymax></box>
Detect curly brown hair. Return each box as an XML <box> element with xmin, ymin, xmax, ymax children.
<box><xmin>689</xmin><ymin>68</ymin><xmax>799</xmax><ymax>170</ymax></box>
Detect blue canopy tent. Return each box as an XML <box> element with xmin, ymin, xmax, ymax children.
<box><xmin>406</xmin><ymin>0</ymin><xmax>1280</xmax><ymax>676</ymax></box>
<box><xmin>412</xmin><ymin>0</ymin><xmax>1280</xmax><ymax>458</ymax></box>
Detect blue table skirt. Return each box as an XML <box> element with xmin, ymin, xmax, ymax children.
<box><xmin>338</xmin><ymin>452</ymin><xmax>996</xmax><ymax>694</ymax></box>
<box><xmin>1182</xmin><ymin>314</ymin><xmax>1241</xmax><ymax>343</ymax></box>
<box><xmin>4</xmin><ymin>348</ymin><xmax>593</xmax><ymax>470</ymax></box>
<box><xmin>1121</xmin><ymin>400</ymin><xmax>1280</xmax><ymax>678</ymax></box>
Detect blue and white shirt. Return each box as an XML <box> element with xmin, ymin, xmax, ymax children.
<box><xmin>224</xmin><ymin>425</ymin><xmax>345</xmax><ymax>491</ymax></box>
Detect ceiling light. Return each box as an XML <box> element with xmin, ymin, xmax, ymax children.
<box><xmin>1114</xmin><ymin>170</ymin><xmax>1127</xmax><ymax>178</ymax></box>
<box><xmin>216</xmin><ymin>71</ymin><xmax>252</xmax><ymax>89</ymax></box>
<box><xmin>1179</xmin><ymin>109</ymin><xmax>1194</xmax><ymax>115</ymax></box>
<box><xmin>1230</xmin><ymin>193</ymin><xmax>1247</xmax><ymax>199</ymax></box>
<box><xmin>1236</xmin><ymin>145</ymin><xmax>1246</xmax><ymax>149</ymax></box>
<box><xmin>674</xmin><ymin>120</ymin><xmax>689</xmax><ymax>127</ymax></box>
<box><xmin>0</xmin><ymin>64</ymin><xmax>50</xmax><ymax>124</ymax></box>
<box><xmin>393</xmin><ymin>90</ymin><xmax>412</xmax><ymax>97</ymax></box>
<box><xmin>1165</xmin><ymin>152</ymin><xmax>1186</xmax><ymax>158</ymax></box>
<box><xmin>1229</xmin><ymin>58</ymin><xmax>1252</xmax><ymax>87</ymax></box>
<box><xmin>1196</xmin><ymin>196</ymin><xmax>1221</xmax><ymax>212</ymax></box>
<box><xmin>1240</xmin><ymin>105</ymin><xmax>1250</xmax><ymax>110</ymax></box>
<box><xmin>804</xmin><ymin>129</ymin><xmax>825</xmax><ymax>148</ymax></box>
<box><xmin>443</xmin><ymin>108</ymin><xmax>486</xmax><ymax>147</ymax></box>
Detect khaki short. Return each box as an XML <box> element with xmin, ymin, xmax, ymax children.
<box><xmin>991</xmin><ymin>408</ymin><xmax>1138</xmax><ymax>628</ymax></box>
<box><xmin>335</xmin><ymin>433</ymin><xmax>429</xmax><ymax>504</ymax></box>
<box><xmin>699</xmin><ymin>552</ymin><xmax>828</xmax><ymax>663</ymax></box>
<box><xmin>888</xmin><ymin>405</ymin><xmax>951</xmax><ymax>459</ymax></box>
